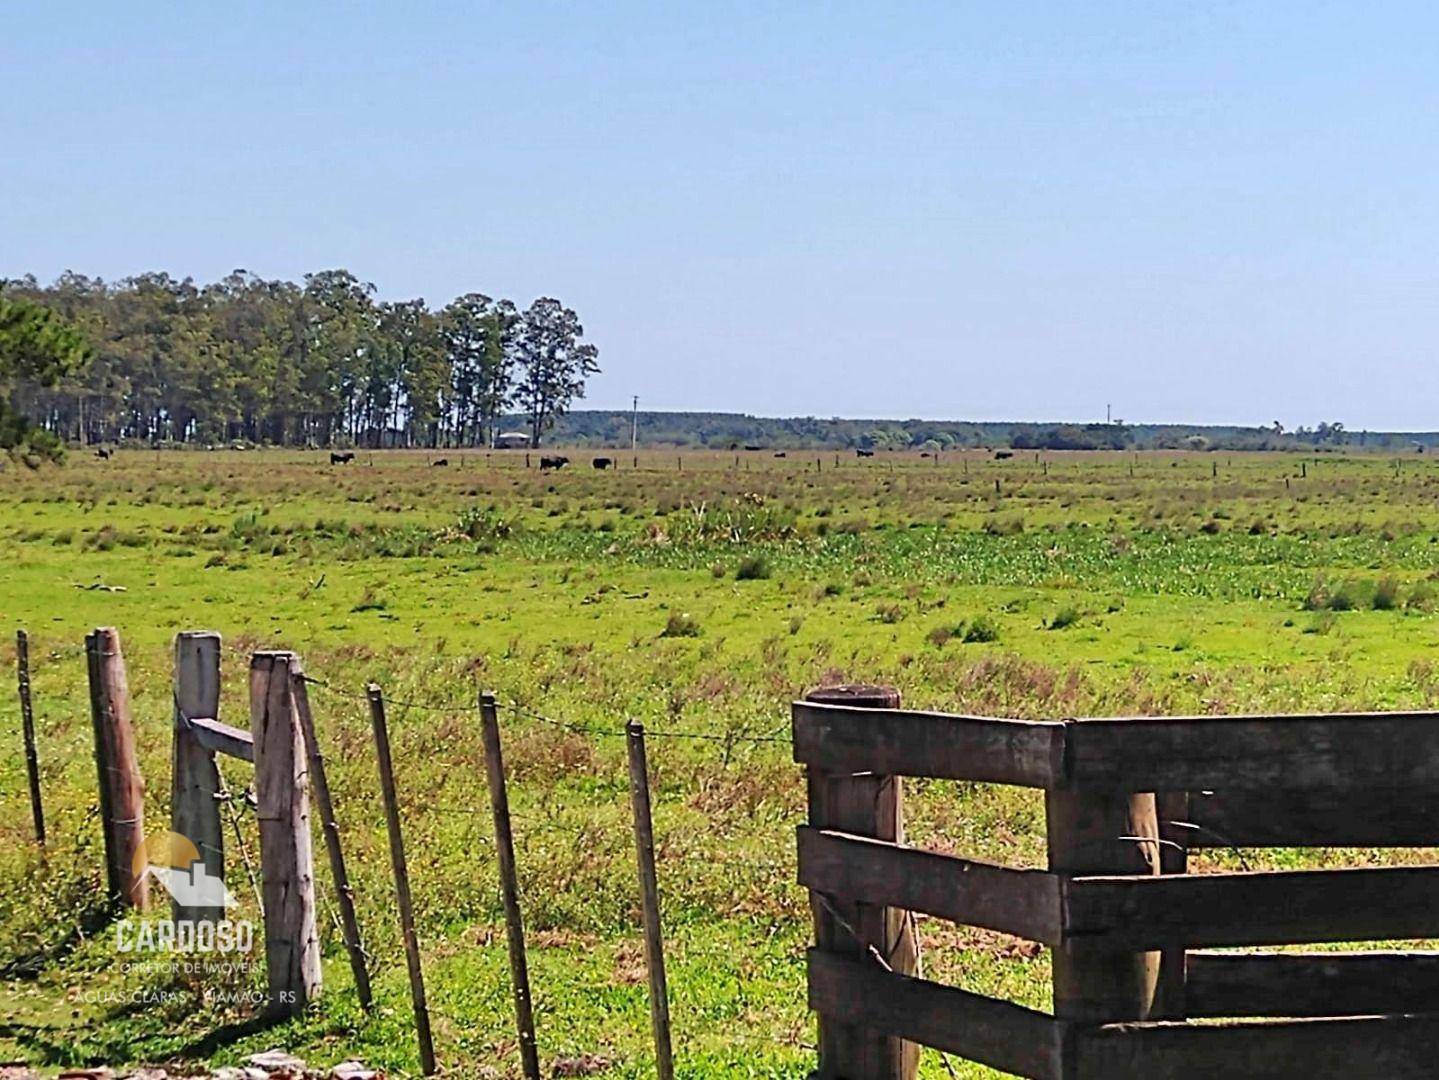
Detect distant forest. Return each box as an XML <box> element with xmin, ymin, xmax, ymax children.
<box><xmin>1</xmin><ymin>272</ymin><xmax>1423</xmax><ymax>455</ymax></box>
<box><xmin>2</xmin><ymin>270</ymin><xmax>599</xmax><ymax>448</ymax></box>
<box><xmin>541</xmin><ymin>411</ymin><xmax>1425</xmax><ymax>452</ymax></box>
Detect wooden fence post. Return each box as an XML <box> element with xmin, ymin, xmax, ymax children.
<box><xmin>1046</xmin><ymin>776</ymin><xmax>1162</xmax><ymax>1029</ymax></box>
<box><xmin>172</xmin><ymin>632</ymin><xmax>224</xmax><ymax>925</ymax></box>
<box><xmin>625</xmin><ymin>721</ymin><xmax>674</xmax><ymax>1080</ymax></box>
<box><xmin>803</xmin><ymin>684</ymin><xmax>917</xmax><ymax>1080</ymax></box>
<box><xmin>249</xmin><ymin>651</ymin><xmax>321</xmax><ymax>1017</ymax></box>
<box><xmin>479</xmin><ymin>692</ymin><xmax>542</xmax><ymax>1080</ymax></box>
<box><xmin>367</xmin><ymin>685</ymin><xmax>436</xmax><ymax>1074</ymax></box>
<box><xmin>292</xmin><ymin>667</ymin><xmax>372</xmax><ymax>1011</ymax></box>
<box><xmin>85</xmin><ymin>627</ymin><xmax>147</xmax><ymax>909</ymax></box>
<box><xmin>16</xmin><ymin>630</ymin><xmax>45</xmax><ymax>846</ymax></box>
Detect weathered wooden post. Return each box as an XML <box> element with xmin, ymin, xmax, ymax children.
<box><xmin>368</xmin><ymin>685</ymin><xmax>436</xmax><ymax>1073</ymax></box>
<box><xmin>293</xmin><ymin>667</ymin><xmax>372</xmax><ymax>1010</ymax></box>
<box><xmin>172</xmin><ymin>632</ymin><xmax>225</xmax><ymax>924</ymax></box>
<box><xmin>249</xmin><ymin>651</ymin><xmax>321</xmax><ymax>1017</ymax></box>
<box><xmin>480</xmin><ymin>691</ymin><xmax>542</xmax><ymax>1080</ymax></box>
<box><xmin>85</xmin><ymin>627</ymin><xmax>147</xmax><ymax>909</ymax></box>
<box><xmin>1046</xmin><ymin>773</ymin><xmax>1162</xmax><ymax>1024</ymax></box>
<box><xmin>15</xmin><ymin>630</ymin><xmax>45</xmax><ymax>846</ymax></box>
<box><xmin>803</xmin><ymin>684</ymin><xmax>917</xmax><ymax>1080</ymax></box>
<box><xmin>625</xmin><ymin>720</ymin><xmax>674</xmax><ymax>1080</ymax></box>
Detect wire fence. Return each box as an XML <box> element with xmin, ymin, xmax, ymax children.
<box><xmin>5</xmin><ymin>627</ymin><xmax>815</xmax><ymax>1079</ymax></box>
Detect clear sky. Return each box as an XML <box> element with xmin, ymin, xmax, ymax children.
<box><xmin>5</xmin><ymin>3</ymin><xmax>1438</xmax><ymax>428</ymax></box>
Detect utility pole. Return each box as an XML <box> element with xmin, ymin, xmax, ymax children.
<box><xmin>631</xmin><ymin>396</ymin><xmax>639</xmax><ymax>454</ymax></box>
<box><xmin>1106</xmin><ymin>402</ymin><xmax>1112</xmax><ymax>424</ymax></box>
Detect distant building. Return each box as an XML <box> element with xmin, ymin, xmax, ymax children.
<box><xmin>494</xmin><ymin>431</ymin><xmax>531</xmax><ymax>449</ymax></box>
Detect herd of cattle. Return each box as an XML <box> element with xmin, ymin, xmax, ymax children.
<box><xmin>92</xmin><ymin>447</ymin><xmax>972</xmax><ymax>467</ymax></box>
<box><xmin>325</xmin><ymin>451</ymin><xmax>609</xmax><ymax>470</ymax></box>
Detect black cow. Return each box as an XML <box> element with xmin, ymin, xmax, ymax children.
<box><xmin>94</xmin><ymin>447</ymin><xmax>112</xmax><ymax>460</ymax></box>
<box><xmin>330</xmin><ymin>451</ymin><xmax>355</xmax><ymax>464</ymax></box>
<box><xmin>540</xmin><ymin>455</ymin><xmax>569</xmax><ymax>471</ymax></box>
<box><xmin>994</xmin><ymin>450</ymin><xmax>1013</xmax><ymax>460</ymax></box>
<box><xmin>855</xmin><ymin>449</ymin><xmax>874</xmax><ymax>458</ymax></box>
<box><xmin>432</xmin><ymin>458</ymin><xmax>449</xmax><ymax>467</ymax></box>
<box><xmin>773</xmin><ymin>451</ymin><xmax>786</xmax><ymax>458</ymax></box>
<box><xmin>592</xmin><ymin>457</ymin><xmax>613</xmax><ymax>470</ymax></box>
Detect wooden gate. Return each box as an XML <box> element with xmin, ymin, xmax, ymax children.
<box><xmin>794</xmin><ymin>690</ymin><xmax>1439</xmax><ymax>1079</ymax></box>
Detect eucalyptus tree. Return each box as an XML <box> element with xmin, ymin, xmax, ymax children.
<box><xmin>513</xmin><ymin>297</ymin><xmax>599</xmax><ymax>447</ymax></box>
<box><xmin>4</xmin><ymin>271</ymin><xmax>600</xmax><ymax>449</ymax></box>
<box><xmin>441</xmin><ymin>293</ymin><xmax>516</xmax><ymax>446</ymax></box>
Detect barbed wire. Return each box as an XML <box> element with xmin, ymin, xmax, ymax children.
<box><xmin>499</xmin><ymin>698</ymin><xmax>792</xmax><ymax>746</ymax></box>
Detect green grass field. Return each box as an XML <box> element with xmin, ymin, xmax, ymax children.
<box><xmin>3</xmin><ymin>447</ymin><xmax>1439</xmax><ymax>1077</ymax></box>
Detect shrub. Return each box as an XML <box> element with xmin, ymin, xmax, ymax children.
<box><xmin>1048</xmin><ymin>606</ymin><xmax>1081</xmax><ymax>630</ymax></box>
<box><xmin>661</xmin><ymin>611</ymin><xmax>702</xmax><ymax>638</ymax></box>
<box><xmin>1328</xmin><ymin>584</ymin><xmax>1358</xmax><ymax>612</ymax></box>
<box><xmin>457</xmin><ymin>506</ymin><xmax>513</xmax><ymax>544</ymax></box>
<box><xmin>983</xmin><ymin>514</ymin><xmax>1025</xmax><ymax>537</ymax></box>
<box><xmin>1373</xmin><ymin>575</ymin><xmax>1401</xmax><ymax>611</ymax></box>
<box><xmin>926</xmin><ymin>625</ymin><xmax>954</xmax><ymax>648</ymax></box>
<box><xmin>874</xmin><ymin>602</ymin><xmax>905</xmax><ymax>624</ymax></box>
<box><xmin>963</xmin><ymin>615</ymin><xmax>1000</xmax><ymax>643</ymax></box>
<box><xmin>736</xmin><ymin>554</ymin><xmax>772</xmax><ymax>581</ymax></box>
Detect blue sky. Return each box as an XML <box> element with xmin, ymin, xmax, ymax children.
<box><xmin>5</xmin><ymin>3</ymin><xmax>1439</xmax><ymax>427</ymax></box>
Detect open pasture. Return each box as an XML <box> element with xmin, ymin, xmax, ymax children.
<box><xmin>3</xmin><ymin>447</ymin><xmax>1439</xmax><ymax>1076</ymax></box>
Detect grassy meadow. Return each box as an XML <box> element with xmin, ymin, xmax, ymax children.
<box><xmin>3</xmin><ymin>446</ymin><xmax>1439</xmax><ymax>1076</ymax></box>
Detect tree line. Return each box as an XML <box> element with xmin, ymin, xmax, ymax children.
<box><xmin>1</xmin><ymin>270</ymin><xmax>600</xmax><ymax>449</ymax></box>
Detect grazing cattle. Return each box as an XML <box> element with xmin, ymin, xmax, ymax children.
<box><xmin>330</xmin><ymin>451</ymin><xmax>355</xmax><ymax>464</ymax></box>
<box><xmin>592</xmin><ymin>457</ymin><xmax>613</xmax><ymax>470</ymax></box>
<box><xmin>540</xmin><ymin>455</ymin><xmax>569</xmax><ymax>471</ymax></box>
<box><xmin>94</xmin><ymin>447</ymin><xmax>112</xmax><ymax>460</ymax></box>
<box><xmin>432</xmin><ymin>458</ymin><xmax>449</xmax><ymax>467</ymax></box>
<box><xmin>855</xmin><ymin>449</ymin><xmax>874</xmax><ymax>457</ymax></box>
<box><xmin>994</xmin><ymin>450</ymin><xmax>1013</xmax><ymax>460</ymax></box>
<box><xmin>744</xmin><ymin>444</ymin><xmax>763</xmax><ymax>451</ymax></box>
<box><xmin>773</xmin><ymin>451</ymin><xmax>786</xmax><ymax>458</ymax></box>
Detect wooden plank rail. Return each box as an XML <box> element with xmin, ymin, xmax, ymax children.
<box><xmin>183</xmin><ymin>714</ymin><xmax>255</xmax><ymax>763</ymax></box>
<box><xmin>1072</xmin><ymin>1013</ymin><xmax>1439</xmax><ymax>1079</ymax></box>
<box><xmin>807</xmin><ymin>950</ymin><xmax>1064</xmax><ymax>1080</ymax></box>
<box><xmin>797</xmin><ymin>827</ymin><xmax>1063</xmax><ymax>945</ymax></box>
<box><xmin>1064</xmin><ymin>712</ymin><xmax>1439</xmax><ymax>791</ymax></box>
<box><xmin>1185</xmin><ymin>950</ymin><xmax>1439</xmax><ymax>1018</ymax></box>
<box><xmin>792</xmin><ymin>701</ymin><xmax>1063</xmax><ymax>787</ymax></box>
<box><xmin>1064</xmin><ymin>865</ymin><xmax>1439</xmax><ymax>949</ymax></box>
<box><xmin>1164</xmin><ymin>788</ymin><xmax>1439</xmax><ymax>848</ymax></box>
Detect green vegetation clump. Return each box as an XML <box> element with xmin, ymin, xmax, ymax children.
<box><xmin>1048</xmin><ymin>606</ymin><xmax>1082</xmax><ymax>630</ymax></box>
<box><xmin>735</xmin><ymin>554</ymin><xmax>772</xmax><ymax>580</ymax></box>
<box><xmin>963</xmin><ymin>615</ymin><xmax>1001</xmax><ymax>643</ymax></box>
<box><xmin>661</xmin><ymin>610</ymin><xmax>702</xmax><ymax>637</ymax></box>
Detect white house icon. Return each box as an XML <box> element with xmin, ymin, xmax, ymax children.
<box><xmin>143</xmin><ymin>860</ymin><xmax>239</xmax><ymax>909</ymax></box>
